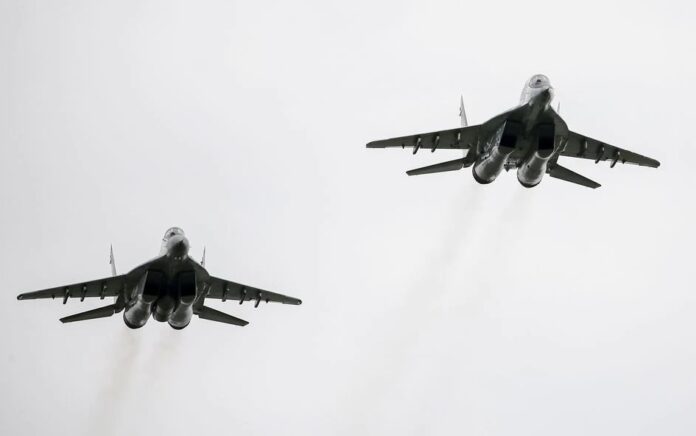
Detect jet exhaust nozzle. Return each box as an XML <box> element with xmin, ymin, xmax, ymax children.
<box><xmin>517</xmin><ymin>124</ymin><xmax>556</xmax><ymax>188</ymax></box>
<box><xmin>472</xmin><ymin>120</ymin><xmax>521</xmax><ymax>184</ymax></box>
<box><xmin>123</xmin><ymin>271</ymin><xmax>163</xmax><ymax>329</ymax></box>
<box><xmin>168</xmin><ymin>303</ymin><xmax>193</xmax><ymax>329</ymax></box>
<box><xmin>153</xmin><ymin>296</ymin><xmax>175</xmax><ymax>322</ymax></box>
<box><xmin>168</xmin><ymin>271</ymin><xmax>197</xmax><ymax>329</ymax></box>
<box><xmin>123</xmin><ymin>297</ymin><xmax>154</xmax><ymax>329</ymax></box>
<box><xmin>517</xmin><ymin>151</ymin><xmax>552</xmax><ymax>188</ymax></box>
<box><xmin>473</xmin><ymin>146</ymin><xmax>512</xmax><ymax>184</ymax></box>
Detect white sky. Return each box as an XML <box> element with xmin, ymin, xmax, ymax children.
<box><xmin>1</xmin><ymin>1</ymin><xmax>695</xmax><ymax>435</ymax></box>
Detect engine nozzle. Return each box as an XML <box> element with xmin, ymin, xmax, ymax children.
<box><xmin>472</xmin><ymin>120</ymin><xmax>521</xmax><ymax>184</ymax></box>
<box><xmin>517</xmin><ymin>124</ymin><xmax>556</xmax><ymax>188</ymax></box>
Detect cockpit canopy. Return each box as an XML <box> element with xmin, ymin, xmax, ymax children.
<box><xmin>163</xmin><ymin>227</ymin><xmax>185</xmax><ymax>241</ymax></box>
<box><xmin>528</xmin><ymin>74</ymin><xmax>550</xmax><ymax>88</ymax></box>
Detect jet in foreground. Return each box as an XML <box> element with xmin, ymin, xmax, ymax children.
<box><xmin>367</xmin><ymin>75</ymin><xmax>660</xmax><ymax>188</ymax></box>
<box><xmin>17</xmin><ymin>228</ymin><xmax>302</xmax><ymax>329</ymax></box>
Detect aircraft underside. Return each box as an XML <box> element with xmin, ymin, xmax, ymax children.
<box><xmin>123</xmin><ymin>268</ymin><xmax>198</xmax><ymax>330</ymax></box>
<box><xmin>367</xmin><ymin>74</ymin><xmax>659</xmax><ymax>189</ymax></box>
<box><xmin>16</xmin><ymin>227</ymin><xmax>302</xmax><ymax>328</ymax></box>
<box><xmin>472</xmin><ymin>119</ymin><xmax>557</xmax><ymax>188</ymax></box>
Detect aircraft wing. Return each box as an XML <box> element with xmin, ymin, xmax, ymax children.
<box><xmin>559</xmin><ymin>131</ymin><xmax>660</xmax><ymax>168</ymax></box>
<box><xmin>17</xmin><ymin>275</ymin><xmax>127</xmax><ymax>302</ymax></box>
<box><xmin>367</xmin><ymin>125</ymin><xmax>480</xmax><ymax>152</ymax></box>
<box><xmin>204</xmin><ymin>276</ymin><xmax>302</xmax><ymax>306</ymax></box>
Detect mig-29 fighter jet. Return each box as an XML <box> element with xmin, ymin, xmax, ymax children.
<box><xmin>367</xmin><ymin>74</ymin><xmax>659</xmax><ymax>188</ymax></box>
<box><xmin>17</xmin><ymin>228</ymin><xmax>302</xmax><ymax>329</ymax></box>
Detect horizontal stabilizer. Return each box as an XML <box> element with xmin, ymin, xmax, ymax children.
<box><xmin>548</xmin><ymin>164</ymin><xmax>601</xmax><ymax>189</ymax></box>
<box><xmin>407</xmin><ymin>158</ymin><xmax>466</xmax><ymax>176</ymax></box>
<box><xmin>60</xmin><ymin>304</ymin><xmax>117</xmax><ymax>323</ymax></box>
<box><xmin>197</xmin><ymin>306</ymin><xmax>249</xmax><ymax>326</ymax></box>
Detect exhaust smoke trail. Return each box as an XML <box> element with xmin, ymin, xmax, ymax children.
<box><xmin>84</xmin><ymin>330</ymin><xmax>143</xmax><ymax>436</ymax></box>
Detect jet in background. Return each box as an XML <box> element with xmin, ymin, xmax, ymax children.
<box><xmin>367</xmin><ymin>74</ymin><xmax>660</xmax><ymax>188</ymax></box>
<box><xmin>17</xmin><ymin>228</ymin><xmax>302</xmax><ymax>329</ymax></box>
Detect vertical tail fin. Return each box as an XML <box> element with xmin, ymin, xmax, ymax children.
<box><xmin>109</xmin><ymin>245</ymin><xmax>117</xmax><ymax>277</ymax></box>
<box><xmin>459</xmin><ymin>95</ymin><xmax>480</xmax><ymax>163</ymax></box>
<box><xmin>459</xmin><ymin>96</ymin><xmax>468</xmax><ymax>127</ymax></box>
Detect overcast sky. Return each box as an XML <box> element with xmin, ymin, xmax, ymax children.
<box><xmin>1</xmin><ymin>1</ymin><xmax>695</xmax><ymax>435</ymax></box>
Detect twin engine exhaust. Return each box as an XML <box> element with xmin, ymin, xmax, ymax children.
<box><xmin>123</xmin><ymin>271</ymin><xmax>196</xmax><ymax>330</ymax></box>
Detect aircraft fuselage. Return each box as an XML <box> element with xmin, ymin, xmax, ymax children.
<box><xmin>122</xmin><ymin>228</ymin><xmax>207</xmax><ymax>329</ymax></box>
<box><xmin>472</xmin><ymin>75</ymin><xmax>560</xmax><ymax>187</ymax></box>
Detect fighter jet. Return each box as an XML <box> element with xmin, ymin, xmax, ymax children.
<box><xmin>16</xmin><ymin>228</ymin><xmax>302</xmax><ymax>329</ymax></box>
<box><xmin>367</xmin><ymin>74</ymin><xmax>659</xmax><ymax>188</ymax></box>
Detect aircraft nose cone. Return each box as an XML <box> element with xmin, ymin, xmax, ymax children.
<box><xmin>543</xmin><ymin>87</ymin><xmax>554</xmax><ymax>102</ymax></box>
<box><xmin>534</xmin><ymin>87</ymin><xmax>554</xmax><ymax>108</ymax></box>
<box><xmin>167</xmin><ymin>235</ymin><xmax>190</xmax><ymax>258</ymax></box>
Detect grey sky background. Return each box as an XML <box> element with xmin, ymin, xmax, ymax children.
<box><xmin>1</xmin><ymin>0</ymin><xmax>695</xmax><ymax>435</ymax></box>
